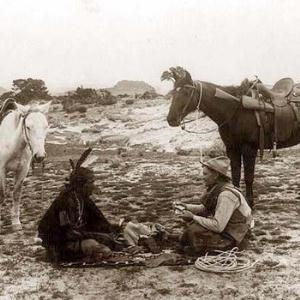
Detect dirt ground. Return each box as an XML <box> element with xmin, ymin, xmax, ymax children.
<box><xmin>0</xmin><ymin>99</ymin><xmax>300</xmax><ymax>299</ymax></box>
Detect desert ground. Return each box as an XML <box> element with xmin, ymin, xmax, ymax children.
<box><xmin>0</xmin><ymin>97</ymin><xmax>299</xmax><ymax>299</ymax></box>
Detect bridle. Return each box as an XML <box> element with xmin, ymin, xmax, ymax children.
<box><xmin>21</xmin><ymin>109</ymin><xmax>46</xmax><ymax>163</ymax></box>
<box><xmin>176</xmin><ymin>81</ymin><xmax>218</xmax><ymax>134</ymax></box>
<box><xmin>175</xmin><ymin>80</ymin><xmax>240</xmax><ymax>134</ymax></box>
<box><xmin>178</xmin><ymin>80</ymin><xmax>203</xmax><ymax>128</ymax></box>
<box><xmin>21</xmin><ymin>111</ymin><xmax>35</xmax><ymax>156</ymax></box>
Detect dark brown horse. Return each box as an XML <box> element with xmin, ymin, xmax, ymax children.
<box><xmin>162</xmin><ymin>66</ymin><xmax>300</xmax><ymax>207</ymax></box>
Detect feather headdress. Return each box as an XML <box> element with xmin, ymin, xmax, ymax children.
<box><xmin>75</xmin><ymin>148</ymin><xmax>92</xmax><ymax>169</ymax></box>
<box><xmin>68</xmin><ymin>148</ymin><xmax>97</xmax><ymax>184</ymax></box>
<box><xmin>69</xmin><ymin>148</ymin><xmax>95</xmax><ymax>171</ymax></box>
<box><xmin>65</xmin><ymin>148</ymin><xmax>97</xmax><ymax>189</ymax></box>
<box><xmin>161</xmin><ymin>66</ymin><xmax>192</xmax><ymax>89</ymax></box>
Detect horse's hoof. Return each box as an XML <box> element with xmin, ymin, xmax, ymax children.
<box><xmin>11</xmin><ymin>224</ymin><xmax>23</xmax><ymax>232</ymax></box>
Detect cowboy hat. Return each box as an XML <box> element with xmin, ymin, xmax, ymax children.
<box><xmin>200</xmin><ymin>156</ymin><xmax>231</xmax><ymax>179</ymax></box>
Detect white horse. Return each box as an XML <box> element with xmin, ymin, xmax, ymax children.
<box><xmin>0</xmin><ymin>100</ymin><xmax>51</xmax><ymax>231</ymax></box>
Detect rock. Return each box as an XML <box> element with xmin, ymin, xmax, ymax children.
<box><xmin>125</xmin><ymin>99</ymin><xmax>134</xmax><ymax>105</ymax></box>
<box><xmin>106</xmin><ymin>113</ymin><xmax>132</xmax><ymax>122</ymax></box>
<box><xmin>222</xmin><ymin>284</ymin><xmax>238</xmax><ymax>297</ymax></box>
<box><xmin>82</xmin><ymin>125</ymin><xmax>102</xmax><ymax>133</ymax></box>
<box><xmin>110</xmin><ymin>159</ymin><xmax>121</xmax><ymax>168</ymax></box>
<box><xmin>102</xmin><ymin>135</ymin><xmax>129</xmax><ymax>146</ymax></box>
<box><xmin>240</xmin><ymin>295</ymin><xmax>258</xmax><ymax>300</ymax></box>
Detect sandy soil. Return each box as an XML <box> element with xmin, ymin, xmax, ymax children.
<box><xmin>0</xmin><ymin>98</ymin><xmax>299</xmax><ymax>299</ymax></box>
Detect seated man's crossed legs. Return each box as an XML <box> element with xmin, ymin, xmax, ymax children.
<box><xmin>65</xmin><ymin>239</ymin><xmax>112</xmax><ymax>260</ymax></box>
<box><xmin>180</xmin><ymin>222</ymin><xmax>236</xmax><ymax>256</ymax></box>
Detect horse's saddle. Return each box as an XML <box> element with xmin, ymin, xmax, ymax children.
<box><xmin>0</xmin><ymin>98</ymin><xmax>17</xmax><ymax>125</ymax></box>
<box><xmin>242</xmin><ymin>78</ymin><xmax>300</xmax><ymax>143</ymax></box>
<box><xmin>289</xmin><ymin>83</ymin><xmax>300</xmax><ymax>104</ymax></box>
<box><xmin>257</xmin><ymin>77</ymin><xmax>294</xmax><ymax>106</ymax></box>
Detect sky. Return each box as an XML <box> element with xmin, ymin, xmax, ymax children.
<box><xmin>1</xmin><ymin>0</ymin><xmax>300</xmax><ymax>94</ymax></box>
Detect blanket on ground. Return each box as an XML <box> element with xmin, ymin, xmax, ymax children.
<box><xmin>59</xmin><ymin>251</ymin><xmax>195</xmax><ymax>268</ymax></box>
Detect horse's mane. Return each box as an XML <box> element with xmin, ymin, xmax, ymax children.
<box><xmin>221</xmin><ymin>85</ymin><xmax>245</xmax><ymax>97</ymax></box>
<box><xmin>218</xmin><ymin>79</ymin><xmax>251</xmax><ymax>97</ymax></box>
<box><xmin>199</xmin><ymin>80</ymin><xmax>249</xmax><ymax>98</ymax></box>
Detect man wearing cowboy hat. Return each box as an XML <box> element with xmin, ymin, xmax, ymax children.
<box><xmin>176</xmin><ymin>156</ymin><xmax>252</xmax><ymax>255</ymax></box>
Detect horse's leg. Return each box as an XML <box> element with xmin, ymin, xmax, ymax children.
<box><xmin>242</xmin><ymin>144</ymin><xmax>258</xmax><ymax>208</ymax></box>
<box><xmin>226</xmin><ymin>147</ymin><xmax>242</xmax><ymax>188</ymax></box>
<box><xmin>11</xmin><ymin>163</ymin><xmax>30</xmax><ymax>231</ymax></box>
<box><xmin>0</xmin><ymin>171</ymin><xmax>5</xmax><ymax>229</ymax></box>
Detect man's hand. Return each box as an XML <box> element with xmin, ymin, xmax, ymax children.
<box><xmin>180</xmin><ymin>210</ymin><xmax>194</xmax><ymax>222</ymax></box>
<box><xmin>66</xmin><ymin>229</ymin><xmax>82</xmax><ymax>240</ymax></box>
<box><xmin>173</xmin><ymin>201</ymin><xmax>187</xmax><ymax>211</ymax></box>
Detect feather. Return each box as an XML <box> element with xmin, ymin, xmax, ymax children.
<box><xmin>161</xmin><ymin>66</ymin><xmax>187</xmax><ymax>82</ymax></box>
<box><xmin>75</xmin><ymin>148</ymin><xmax>92</xmax><ymax>169</ymax></box>
<box><xmin>161</xmin><ymin>70</ymin><xmax>174</xmax><ymax>82</ymax></box>
<box><xmin>81</xmin><ymin>155</ymin><xmax>98</xmax><ymax>168</ymax></box>
<box><xmin>69</xmin><ymin>159</ymin><xmax>75</xmax><ymax>170</ymax></box>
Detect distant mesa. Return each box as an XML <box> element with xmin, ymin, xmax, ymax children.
<box><xmin>0</xmin><ymin>87</ymin><xmax>7</xmax><ymax>96</ymax></box>
<box><xmin>106</xmin><ymin>80</ymin><xmax>156</xmax><ymax>96</ymax></box>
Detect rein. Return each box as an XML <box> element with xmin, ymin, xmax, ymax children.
<box><xmin>180</xmin><ymin>80</ymin><xmax>203</xmax><ymax>123</ymax></box>
<box><xmin>22</xmin><ymin>113</ymin><xmax>35</xmax><ymax>157</ymax></box>
<box><xmin>179</xmin><ymin>81</ymin><xmax>212</xmax><ymax>134</ymax></box>
<box><xmin>21</xmin><ymin>110</ymin><xmax>47</xmax><ymax>204</ymax></box>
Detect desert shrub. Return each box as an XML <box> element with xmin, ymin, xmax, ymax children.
<box><xmin>57</xmin><ymin>87</ymin><xmax>117</xmax><ymax>109</ymax></box>
<box><xmin>12</xmin><ymin>78</ymin><xmax>51</xmax><ymax>104</ymax></box>
<box><xmin>96</xmin><ymin>89</ymin><xmax>117</xmax><ymax>106</ymax></box>
<box><xmin>97</xmin><ymin>97</ymin><xmax>117</xmax><ymax>105</ymax></box>
<box><xmin>62</xmin><ymin>97</ymin><xmax>75</xmax><ymax>111</ymax></box>
<box><xmin>77</xmin><ymin>106</ymin><xmax>87</xmax><ymax>113</ymax></box>
<box><xmin>176</xmin><ymin>148</ymin><xmax>192</xmax><ymax>156</ymax></box>
<box><xmin>78</xmin><ymin>97</ymin><xmax>97</xmax><ymax>104</ymax></box>
<box><xmin>75</xmin><ymin>87</ymin><xmax>97</xmax><ymax>99</ymax></box>
<box><xmin>69</xmin><ymin>87</ymin><xmax>99</xmax><ymax>105</ymax></box>
<box><xmin>140</xmin><ymin>90</ymin><xmax>160</xmax><ymax>100</ymax></box>
<box><xmin>118</xmin><ymin>93</ymin><xmax>130</xmax><ymax>98</ymax></box>
<box><xmin>125</xmin><ymin>99</ymin><xmax>134</xmax><ymax>105</ymax></box>
<box><xmin>65</xmin><ymin>104</ymin><xmax>87</xmax><ymax>113</ymax></box>
<box><xmin>50</xmin><ymin>97</ymin><xmax>61</xmax><ymax>104</ymax></box>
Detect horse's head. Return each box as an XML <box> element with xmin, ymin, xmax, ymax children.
<box><xmin>16</xmin><ymin>101</ymin><xmax>51</xmax><ymax>163</ymax></box>
<box><xmin>161</xmin><ymin>66</ymin><xmax>195</xmax><ymax>127</ymax></box>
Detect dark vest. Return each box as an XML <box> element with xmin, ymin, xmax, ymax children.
<box><xmin>200</xmin><ymin>182</ymin><xmax>250</xmax><ymax>243</ymax></box>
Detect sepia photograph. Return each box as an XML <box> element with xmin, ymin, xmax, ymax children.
<box><xmin>0</xmin><ymin>0</ymin><xmax>299</xmax><ymax>299</ymax></box>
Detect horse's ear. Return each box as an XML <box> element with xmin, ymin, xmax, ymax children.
<box><xmin>15</xmin><ymin>103</ymin><xmax>28</xmax><ymax>115</ymax></box>
<box><xmin>39</xmin><ymin>101</ymin><xmax>52</xmax><ymax>114</ymax></box>
<box><xmin>184</xmin><ymin>70</ymin><xmax>193</xmax><ymax>83</ymax></box>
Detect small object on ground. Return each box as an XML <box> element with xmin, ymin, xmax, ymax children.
<box><xmin>144</xmin><ymin>252</ymin><xmax>192</xmax><ymax>268</ymax></box>
<box><xmin>194</xmin><ymin>247</ymin><xmax>259</xmax><ymax>273</ymax></box>
<box><xmin>126</xmin><ymin>245</ymin><xmax>145</xmax><ymax>255</ymax></box>
<box><xmin>59</xmin><ymin>251</ymin><xmax>195</xmax><ymax>268</ymax></box>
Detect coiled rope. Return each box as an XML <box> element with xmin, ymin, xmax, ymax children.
<box><xmin>194</xmin><ymin>247</ymin><xmax>259</xmax><ymax>273</ymax></box>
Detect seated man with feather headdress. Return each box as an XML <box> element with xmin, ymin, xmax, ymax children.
<box><xmin>38</xmin><ymin>148</ymin><xmax>121</xmax><ymax>262</ymax></box>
